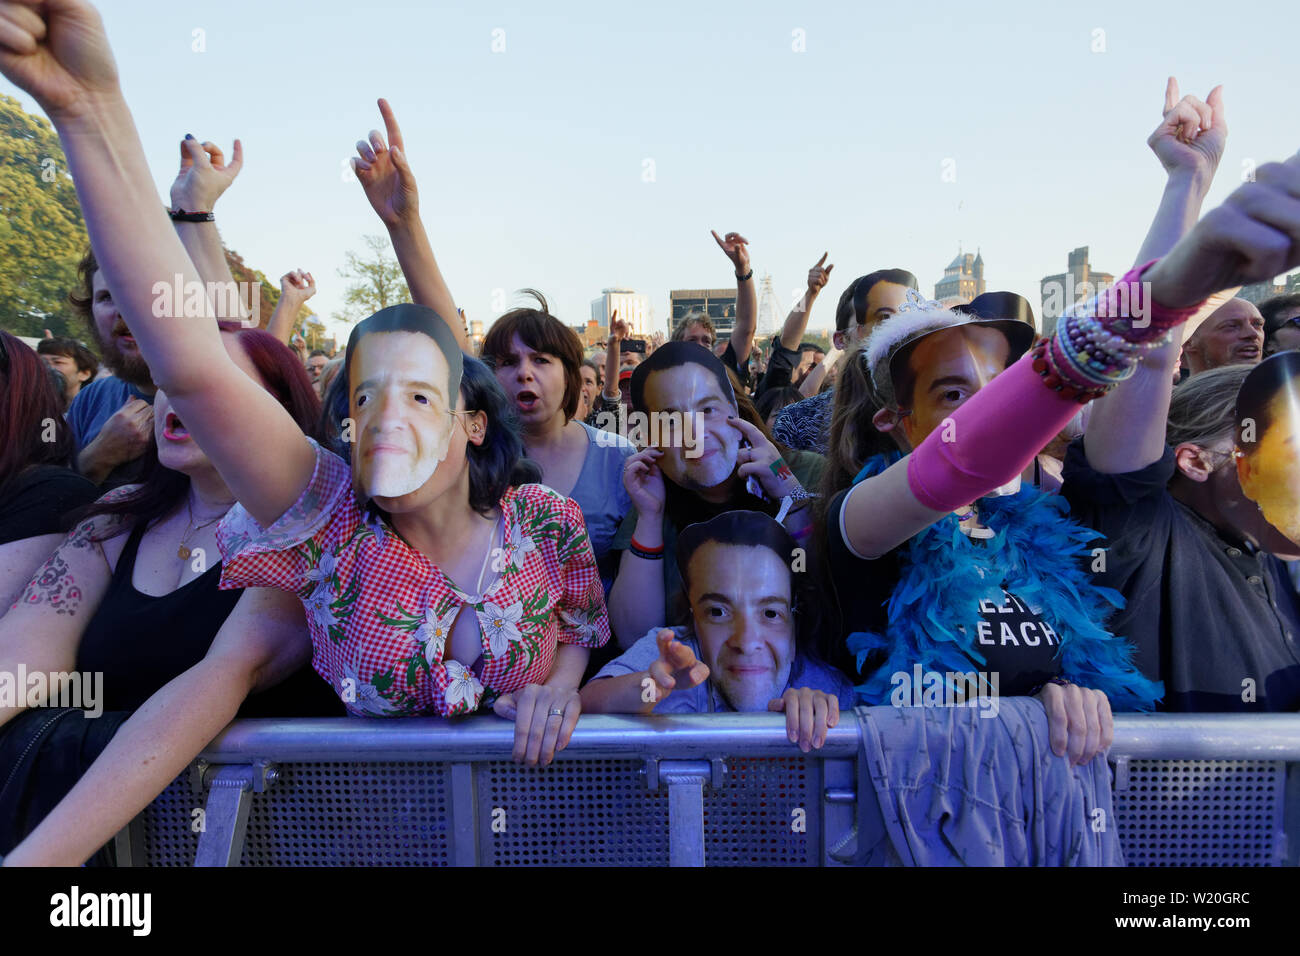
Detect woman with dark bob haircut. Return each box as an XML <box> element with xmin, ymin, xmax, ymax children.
<box><xmin>480</xmin><ymin>290</ymin><xmax>638</xmax><ymax>586</ymax></box>
<box><xmin>0</xmin><ymin>323</ymin><xmax>342</xmax><ymax>866</ymax></box>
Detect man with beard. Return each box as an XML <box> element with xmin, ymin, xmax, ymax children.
<box><xmin>606</xmin><ymin>342</ymin><xmax>824</xmax><ymax>647</ymax></box>
<box><xmin>66</xmin><ymin>247</ymin><xmax>157</xmax><ymax>488</ymax></box>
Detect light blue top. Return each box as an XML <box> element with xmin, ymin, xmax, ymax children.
<box><xmin>560</xmin><ymin>422</ymin><xmax>636</xmax><ymax>568</ymax></box>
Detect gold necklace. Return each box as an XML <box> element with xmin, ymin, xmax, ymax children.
<box><xmin>178</xmin><ymin>497</ymin><xmax>226</xmax><ymax>561</ymax></box>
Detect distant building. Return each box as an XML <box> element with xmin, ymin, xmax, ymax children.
<box><xmin>670</xmin><ymin>288</ymin><xmax>738</xmax><ymax>340</ymax></box>
<box><xmin>934</xmin><ymin>249</ymin><xmax>985</xmax><ymax>303</ymax></box>
<box><xmin>1040</xmin><ymin>246</ymin><xmax>1114</xmax><ymax>336</ymax></box>
<box><xmin>1238</xmin><ymin>271</ymin><xmax>1300</xmax><ymax>304</ymax></box>
<box><xmin>468</xmin><ymin>318</ymin><xmax>484</xmax><ymax>354</ymax></box>
<box><xmin>591</xmin><ymin>288</ymin><xmax>652</xmax><ymax>337</ymax></box>
<box><xmin>572</xmin><ymin>320</ymin><xmax>608</xmax><ymax>348</ymax></box>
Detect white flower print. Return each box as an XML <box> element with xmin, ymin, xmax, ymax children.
<box><xmin>362</xmin><ymin>509</ymin><xmax>388</xmax><ymax>548</ymax></box>
<box><xmin>445</xmin><ymin>659</ymin><xmax>484</xmax><ymax>712</ymax></box>
<box><xmin>558</xmin><ymin>607</ymin><xmax>596</xmax><ymax>644</ymax></box>
<box><xmin>501</xmin><ymin>524</ymin><xmax>537</xmax><ymax>572</ymax></box>
<box><xmin>302</xmin><ymin>584</ymin><xmax>339</xmax><ymax>632</ymax></box>
<box><xmin>304</xmin><ymin>551</ymin><xmax>338</xmax><ymax>588</ymax></box>
<box><xmin>478</xmin><ymin>599</ymin><xmax>524</xmax><ymax>658</ymax></box>
<box><xmin>414</xmin><ymin>606</ymin><xmax>458</xmax><ymax>666</ymax></box>
<box><xmin>335</xmin><ymin>652</ymin><xmax>398</xmax><ymax>716</ymax></box>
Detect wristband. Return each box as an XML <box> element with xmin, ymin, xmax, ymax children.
<box><xmin>775</xmin><ymin>487</ymin><xmax>817</xmax><ymax>524</ymax></box>
<box><xmin>630</xmin><ymin>536</ymin><xmax>664</xmax><ymax>562</ymax></box>
<box><xmin>169</xmin><ymin>207</ymin><xmax>215</xmax><ymax>222</ymax></box>
<box><xmin>629</xmin><ymin>539</ymin><xmax>664</xmax><ymax>561</ymax></box>
<box><xmin>736</xmin><ymin>269</ymin><xmax>753</xmax><ymax>282</ymax></box>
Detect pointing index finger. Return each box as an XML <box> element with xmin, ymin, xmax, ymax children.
<box><xmin>1163</xmin><ymin>76</ymin><xmax>1179</xmax><ymax>115</ymax></box>
<box><xmin>814</xmin><ymin>251</ymin><xmax>828</xmax><ymax>269</ymax></box>
<box><xmin>726</xmin><ymin>413</ymin><xmax>761</xmax><ymax>441</ymax></box>
<box><xmin>378</xmin><ymin>97</ymin><xmax>404</xmax><ymax>153</ymax></box>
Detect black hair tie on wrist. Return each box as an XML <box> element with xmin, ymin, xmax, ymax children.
<box><xmin>169</xmin><ymin>207</ymin><xmax>215</xmax><ymax>222</ymax></box>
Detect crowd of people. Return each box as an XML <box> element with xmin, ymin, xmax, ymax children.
<box><xmin>0</xmin><ymin>1</ymin><xmax>1299</xmax><ymax>866</ymax></box>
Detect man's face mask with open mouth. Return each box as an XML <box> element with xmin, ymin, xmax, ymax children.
<box><xmin>1235</xmin><ymin>351</ymin><xmax>1300</xmax><ymax>549</ymax></box>
<box><xmin>345</xmin><ymin>306</ymin><xmax>465</xmax><ymax>502</ymax></box>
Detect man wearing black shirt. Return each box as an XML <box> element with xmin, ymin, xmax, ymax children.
<box><xmin>1063</xmin><ymin>364</ymin><xmax>1300</xmax><ymax>711</ymax></box>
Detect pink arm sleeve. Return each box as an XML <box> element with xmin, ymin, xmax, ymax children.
<box><xmin>905</xmin><ymin>263</ymin><xmax>1202</xmax><ymax>513</ymax></box>
<box><xmin>906</xmin><ymin>355</ymin><xmax>1081</xmax><ymax>512</ymax></box>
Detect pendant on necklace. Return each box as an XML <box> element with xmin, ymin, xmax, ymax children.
<box><xmin>178</xmin><ymin>544</ymin><xmax>191</xmax><ymax>560</ymax></box>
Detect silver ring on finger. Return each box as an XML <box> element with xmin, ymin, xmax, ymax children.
<box><xmin>548</xmin><ymin>708</ymin><xmax>564</xmax><ymax>718</ymax></box>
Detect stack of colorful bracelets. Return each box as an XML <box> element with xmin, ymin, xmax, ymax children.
<box><xmin>1033</xmin><ymin>262</ymin><xmax>1200</xmax><ymax>402</ymax></box>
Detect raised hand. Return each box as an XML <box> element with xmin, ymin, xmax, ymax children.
<box><xmin>0</xmin><ymin>0</ymin><xmax>119</xmax><ymax>122</ymax></box>
<box><xmin>608</xmin><ymin>310</ymin><xmax>627</xmax><ymax>343</ymax></box>
<box><xmin>279</xmin><ymin>269</ymin><xmax>316</xmax><ymax>306</ymax></box>
<box><xmin>351</xmin><ymin>97</ymin><xmax>417</xmax><ymax>228</ymax></box>
<box><xmin>711</xmin><ymin>229</ymin><xmax>751</xmax><ymax>275</ymax></box>
<box><xmin>807</xmin><ymin>252</ymin><xmax>834</xmax><ymax>294</ymax></box>
<box><xmin>1147</xmin><ymin>77</ymin><xmax>1227</xmax><ymax>182</ymax></box>
<box><xmin>646</xmin><ymin>628</ymin><xmax>710</xmax><ymax>704</ymax></box>
<box><xmin>728</xmin><ymin>413</ymin><xmax>803</xmax><ymax>500</ymax></box>
<box><xmin>170</xmin><ymin>135</ymin><xmax>243</xmax><ymax>211</ymax></box>
<box><xmin>1146</xmin><ymin>151</ymin><xmax>1300</xmax><ymax>309</ymax></box>
<box><xmin>768</xmin><ymin>687</ymin><xmax>840</xmax><ymax>752</ymax></box>
<box><xmin>623</xmin><ymin>447</ymin><xmax>667</xmax><ymax>517</ymax></box>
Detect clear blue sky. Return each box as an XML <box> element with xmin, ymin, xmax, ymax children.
<box><xmin>6</xmin><ymin>0</ymin><xmax>1298</xmax><ymax>341</ymax></box>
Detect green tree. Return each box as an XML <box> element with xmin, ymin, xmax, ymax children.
<box><xmin>0</xmin><ymin>94</ymin><xmax>89</xmax><ymax>337</ymax></box>
<box><xmin>333</xmin><ymin>233</ymin><xmax>410</xmax><ymax>324</ymax></box>
<box><xmin>223</xmin><ymin>246</ymin><xmax>278</xmax><ymax>328</ymax></box>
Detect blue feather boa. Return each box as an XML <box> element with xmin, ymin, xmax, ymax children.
<box><xmin>846</xmin><ymin>453</ymin><xmax>1162</xmax><ymax>711</ymax></box>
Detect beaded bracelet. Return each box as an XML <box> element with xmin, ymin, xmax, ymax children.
<box><xmin>1035</xmin><ymin>277</ymin><xmax>1175</xmax><ymax>401</ymax></box>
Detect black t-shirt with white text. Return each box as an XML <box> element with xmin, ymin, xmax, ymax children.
<box><xmin>827</xmin><ymin>490</ymin><xmax>1062</xmax><ymax>697</ymax></box>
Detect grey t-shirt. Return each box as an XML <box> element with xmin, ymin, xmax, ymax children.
<box><xmin>592</xmin><ymin>626</ymin><xmax>856</xmax><ymax>713</ymax></box>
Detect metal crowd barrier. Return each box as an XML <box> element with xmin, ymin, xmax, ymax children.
<box><xmin>113</xmin><ymin>713</ymin><xmax>1300</xmax><ymax>867</ymax></box>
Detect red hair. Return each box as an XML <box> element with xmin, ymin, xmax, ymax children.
<box><xmin>80</xmin><ymin>323</ymin><xmax>322</xmax><ymax>534</ymax></box>
<box><xmin>217</xmin><ymin>322</ymin><xmax>321</xmax><ymax>437</ymax></box>
<box><xmin>0</xmin><ymin>331</ymin><xmax>76</xmax><ymax>500</ymax></box>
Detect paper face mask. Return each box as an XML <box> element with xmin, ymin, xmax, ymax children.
<box><xmin>345</xmin><ymin>306</ymin><xmax>465</xmax><ymax>502</ymax></box>
<box><xmin>1235</xmin><ymin>351</ymin><xmax>1300</xmax><ymax>548</ymax></box>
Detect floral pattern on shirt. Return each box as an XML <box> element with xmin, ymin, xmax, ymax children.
<box><xmin>217</xmin><ymin>439</ymin><xmax>610</xmax><ymax>718</ymax></box>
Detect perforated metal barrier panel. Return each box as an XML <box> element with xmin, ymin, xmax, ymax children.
<box><xmin>1113</xmin><ymin>760</ymin><xmax>1287</xmax><ymax>866</ymax></box>
<box><xmin>127</xmin><ymin>715</ymin><xmax>1300</xmax><ymax>866</ymax></box>
<box><xmin>140</xmin><ymin>756</ymin><xmax>821</xmax><ymax>866</ymax></box>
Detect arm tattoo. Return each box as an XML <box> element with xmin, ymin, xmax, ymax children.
<box><xmin>14</xmin><ymin>553</ymin><xmax>84</xmax><ymax>616</ymax></box>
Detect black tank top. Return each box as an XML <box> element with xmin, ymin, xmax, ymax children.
<box><xmin>75</xmin><ymin>520</ymin><xmax>343</xmax><ymax>717</ymax></box>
